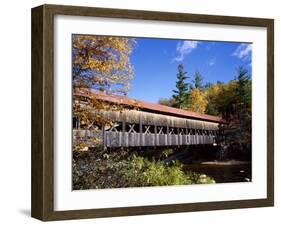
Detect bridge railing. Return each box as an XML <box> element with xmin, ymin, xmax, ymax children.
<box><xmin>104</xmin><ymin>131</ymin><xmax>216</xmax><ymax>147</ymax></box>
<box><xmin>73</xmin><ymin>130</ymin><xmax>218</xmax><ymax>148</ymax></box>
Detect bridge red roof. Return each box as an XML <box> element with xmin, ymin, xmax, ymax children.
<box><xmin>74</xmin><ymin>89</ymin><xmax>225</xmax><ymax>124</ymax></box>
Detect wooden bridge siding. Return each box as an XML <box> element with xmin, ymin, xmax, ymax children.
<box><xmin>73</xmin><ymin>109</ymin><xmax>220</xmax><ymax>148</ymax></box>
<box><xmin>103</xmin><ymin>131</ymin><xmax>216</xmax><ymax>147</ymax></box>
<box><xmin>100</xmin><ymin>109</ymin><xmax>220</xmax><ymax>130</ymax></box>
<box><xmin>73</xmin><ymin>130</ymin><xmax>216</xmax><ymax>148</ymax></box>
<box><xmin>142</xmin><ymin>134</ymin><xmax>155</xmax><ymax>147</ymax></box>
<box><xmin>105</xmin><ymin>131</ymin><xmax>121</xmax><ymax>147</ymax></box>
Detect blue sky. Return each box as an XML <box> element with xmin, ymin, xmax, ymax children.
<box><xmin>129</xmin><ymin>38</ymin><xmax>252</xmax><ymax>103</ymax></box>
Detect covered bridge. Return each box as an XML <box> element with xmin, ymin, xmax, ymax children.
<box><xmin>73</xmin><ymin>90</ymin><xmax>225</xmax><ymax>149</ymax></box>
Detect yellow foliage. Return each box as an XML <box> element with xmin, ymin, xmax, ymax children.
<box><xmin>188</xmin><ymin>88</ymin><xmax>208</xmax><ymax>113</ymax></box>
<box><xmin>73</xmin><ymin>35</ymin><xmax>135</xmax><ymax>94</ymax></box>
<box><xmin>209</xmin><ymin>84</ymin><xmax>221</xmax><ymax>96</ymax></box>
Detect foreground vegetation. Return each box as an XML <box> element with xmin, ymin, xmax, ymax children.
<box><xmin>73</xmin><ymin>149</ymin><xmax>215</xmax><ymax>190</ymax></box>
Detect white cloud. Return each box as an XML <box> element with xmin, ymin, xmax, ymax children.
<box><xmin>232</xmin><ymin>43</ymin><xmax>252</xmax><ymax>60</ymax></box>
<box><xmin>173</xmin><ymin>40</ymin><xmax>199</xmax><ymax>62</ymax></box>
<box><xmin>209</xmin><ymin>57</ymin><xmax>216</xmax><ymax>66</ymax></box>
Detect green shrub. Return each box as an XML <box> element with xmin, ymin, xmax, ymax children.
<box><xmin>121</xmin><ymin>154</ymin><xmax>215</xmax><ymax>187</ymax></box>
<box><xmin>73</xmin><ymin>150</ymin><xmax>215</xmax><ymax>190</ymax></box>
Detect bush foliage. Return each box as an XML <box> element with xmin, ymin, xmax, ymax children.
<box><xmin>73</xmin><ymin>149</ymin><xmax>215</xmax><ymax>190</ymax></box>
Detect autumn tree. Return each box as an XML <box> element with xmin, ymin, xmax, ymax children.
<box><xmin>72</xmin><ymin>35</ymin><xmax>136</xmax><ymax>151</ymax></box>
<box><xmin>172</xmin><ymin>64</ymin><xmax>189</xmax><ymax>109</ymax></box>
<box><xmin>188</xmin><ymin>88</ymin><xmax>208</xmax><ymax>113</ymax></box>
<box><xmin>214</xmin><ymin>67</ymin><xmax>251</xmax><ymax>126</ymax></box>
<box><xmin>73</xmin><ymin>35</ymin><xmax>135</xmax><ymax>94</ymax></box>
<box><xmin>215</xmin><ymin>80</ymin><xmax>239</xmax><ymax>123</ymax></box>
<box><xmin>212</xmin><ymin>67</ymin><xmax>251</xmax><ymax>157</ymax></box>
<box><xmin>205</xmin><ymin>84</ymin><xmax>221</xmax><ymax>115</ymax></box>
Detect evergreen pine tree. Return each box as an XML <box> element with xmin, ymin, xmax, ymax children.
<box><xmin>237</xmin><ymin>67</ymin><xmax>250</xmax><ymax>102</ymax></box>
<box><xmin>236</xmin><ymin>66</ymin><xmax>251</xmax><ymax>133</ymax></box>
<box><xmin>193</xmin><ymin>70</ymin><xmax>203</xmax><ymax>89</ymax></box>
<box><xmin>172</xmin><ymin>64</ymin><xmax>189</xmax><ymax>109</ymax></box>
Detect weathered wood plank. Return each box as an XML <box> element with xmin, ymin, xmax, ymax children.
<box><xmin>78</xmin><ymin>130</ymin><xmax>220</xmax><ymax>147</ymax></box>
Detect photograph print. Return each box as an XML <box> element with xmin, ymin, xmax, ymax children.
<box><xmin>72</xmin><ymin>34</ymin><xmax>252</xmax><ymax>190</ymax></box>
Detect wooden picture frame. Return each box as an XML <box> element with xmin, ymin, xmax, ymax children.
<box><xmin>31</xmin><ymin>4</ymin><xmax>274</xmax><ymax>221</ymax></box>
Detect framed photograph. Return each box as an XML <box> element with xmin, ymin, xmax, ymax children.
<box><xmin>31</xmin><ymin>4</ymin><xmax>274</xmax><ymax>221</ymax></box>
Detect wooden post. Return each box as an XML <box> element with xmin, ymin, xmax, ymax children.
<box><xmin>122</xmin><ymin>112</ymin><xmax>126</xmax><ymax>147</ymax></box>
<box><xmin>177</xmin><ymin>127</ymin><xmax>180</xmax><ymax>147</ymax></box>
<box><xmin>139</xmin><ymin>114</ymin><xmax>142</xmax><ymax>147</ymax></box>
<box><xmin>154</xmin><ymin>122</ymin><xmax>157</xmax><ymax>148</ymax></box>
<box><xmin>166</xmin><ymin>124</ymin><xmax>169</xmax><ymax>146</ymax></box>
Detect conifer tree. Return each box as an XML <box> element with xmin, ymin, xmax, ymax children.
<box><xmin>172</xmin><ymin>64</ymin><xmax>189</xmax><ymax>109</ymax></box>
<box><xmin>193</xmin><ymin>70</ymin><xmax>203</xmax><ymax>89</ymax></box>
